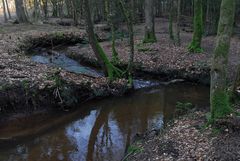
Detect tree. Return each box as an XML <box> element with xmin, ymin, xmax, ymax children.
<box><xmin>105</xmin><ymin>0</ymin><xmax>120</xmax><ymax>64</ymax></box>
<box><xmin>176</xmin><ymin>0</ymin><xmax>181</xmax><ymax>46</ymax></box>
<box><xmin>169</xmin><ymin>0</ymin><xmax>174</xmax><ymax>41</ymax></box>
<box><xmin>83</xmin><ymin>0</ymin><xmax>123</xmax><ymax>81</ymax></box>
<box><xmin>188</xmin><ymin>0</ymin><xmax>203</xmax><ymax>53</ymax></box>
<box><xmin>117</xmin><ymin>0</ymin><xmax>135</xmax><ymax>85</ymax></box>
<box><xmin>2</xmin><ymin>0</ymin><xmax>8</xmax><ymax>22</ymax></box>
<box><xmin>15</xmin><ymin>0</ymin><xmax>29</xmax><ymax>23</ymax></box>
<box><xmin>143</xmin><ymin>0</ymin><xmax>157</xmax><ymax>43</ymax></box>
<box><xmin>5</xmin><ymin>0</ymin><xmax>12</xmax><ymax>19</ymax></box>
<box><xmin>210</xmin><ymin>0</ymin><xmax>235</xmax><ymax>121</ymax></box>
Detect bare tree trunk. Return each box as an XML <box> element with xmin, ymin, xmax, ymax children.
<box><xmin>169</xmin><ymin>0</ymin><xmax>174</xmax><ymax>40</ymax></box>
<box><xmin>5</xmin><ymin>0</ymin><xmax>11</xmax><ymax>19</ymax></box>
<box><xmin>210</xmin><ymin>0</ymin><xmax>235</xmax><ymax>120</ymax></box>
<box><xmin>42</xmin><ymin>0</ymin><xmax>48</xmax><ymax>19</ymax></box>
<box><xmin>176</xmin><ymin>0</ymin><xmax>181</xmax><ymax>46</ymax></box>
<box><xmin>143</xmin><ymin>0</ymin><xmax>157</xmax><ymax>43</ymax></box>
<box><xmin>2</xmin><ymin>0</ymin><xmax>8</xmax><ymax>22</ymax></box>
<box><xmin>14</xmin><ymin>0</ymin><xmax>29</xmax><ymax>23</ymax></box>
<box><xmin>33</xmin><ymin>0</ymin><xmax>41</xmax><ymax>22</ymax></box>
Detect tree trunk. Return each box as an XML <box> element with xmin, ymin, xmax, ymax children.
<box><xmin>42</xmin><ymin>0</ymin><xmax>48</xmax><ymax>19</ymax></box>
<box><xmin>188</xmin><ymin>0</ymin><xmax>203</xmax><ymax>53</ymax></box>
<box><xmin>176</xmin><ymin>0</ymin><xmax>181</xmax><ymax>46</ymax></box>
<box><xmin>143</xmin><ymin>0</ymin><xmax>157</xmax><ymax>43</ymax></box>
<box><xmin>14</xmin><ymin>0</ymin><xmax>29</xmax><ymax>23</ymax></box>
<box><xmin>83</xmin><ymin>0</ymin><xmax>123</xmax><ymax>80</ymax></box>
<box><xmin>210</xmin><ymin>0</ymin><xmax>235</xmax><ymax>120</ymax></box>
<box><xmin>105</xmin><ymin>0</ymin><xmax>120</xmax><ymax>64</ymax></box>
<box><xmin>118</xmin><ymin>0</ymin><xmax>134</xmax><ymax>86</ymax></box>
<box><xmin>5</xmin><ymin>0</ymin><xmax>11</xmax><ymax>19</ymax></box>
<box><xmin>2</xmin><ymin>0</ymin><xmax>8</xmax><ymax>22</ymax></box>
<box><xmin>169</xmin><ymin>0</ymin><xmax>174</xmax><ymax>40</ymax></box>
<box><xmin>33</xmin><ymin>0</ymin><xmax>41</xmax><ymax>22</ymax></box>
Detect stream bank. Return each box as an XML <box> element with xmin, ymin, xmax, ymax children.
<box><xmin>125</xmin><ymin>108</ymin><xmax>240</xmax><ymax>161</ymax></box>
<box><xmin>0</xmin><ymin>21</ymin><xmax>239</xmax><ymax>121</ymax></box>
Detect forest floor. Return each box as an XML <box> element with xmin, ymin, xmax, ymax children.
<box><xmin>0</xmin><ymin>22</ymin><xmax>127</xmax><ymax>118</ymax></box>
<box><xmin>67</xmin><ymin>18</ymin><xmax>240</xmax><ymax>84</ymax></box>
<box><xmin>126</xmin><ymin>108</ymin><xmax>240</xmax><ymax>161</ymax></box>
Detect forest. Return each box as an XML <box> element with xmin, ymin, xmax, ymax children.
<box><xmin>0</xmin><ymin>0</ymin><xmax>240</xmax><ymax>161</ymax></box>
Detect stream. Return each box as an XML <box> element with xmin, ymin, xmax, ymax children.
<box><xmin>0</xmin><ymin>50</ymin><xmax>210</xmax><ymax>161</ymax></box>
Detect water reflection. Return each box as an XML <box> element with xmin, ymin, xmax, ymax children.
<box><xmin>0</xmin><ymin>83</ymin><xmax>209</xmax><ymax>161</ymax></box>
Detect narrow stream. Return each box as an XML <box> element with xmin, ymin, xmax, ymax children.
<box><xmin>0</xmin><ymin>83</ymin><xmax>209</xmax><ymax>161</ymax></box>
<box><xmin>0</xmin><ymin>50</ymin><xmax>209</xmax><ymax>161</ymax></box>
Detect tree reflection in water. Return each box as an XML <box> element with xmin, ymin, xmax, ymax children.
<box><xmin>0</xmin><ymin>84</ymin><xmax>209</xmax><ymax>161</ymax></box>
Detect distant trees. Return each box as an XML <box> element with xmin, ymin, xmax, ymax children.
<box><xmin>1</xmin><ymin>0</ymin><xmax>11</xmax><ymax>22</ymax></box>
<box><xmin>210</xmin><ymin>0</ymin><xmax>235</xmax><ymax>121</ymax></box>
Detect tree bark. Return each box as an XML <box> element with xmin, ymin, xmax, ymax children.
<box><xmin>210</xmin><ymin>0</ymin><xmax>235</xmax><ymax>120</ymax></box>
<box><xmin>118</xmin><ymin>0</ymin><xmax>134</xmax><ymax>86</ymax></box>
<box><xmin>188</xmin><ymin>0</ymin><xmax>203</xmax><ymax>53</ymax></box>
<box><xmin>143</xmin><ymin>0</ymin><xmax>157</xmax><ymax>43</ymax></box>
<box><xmin>83</xmin><ymin>0</ymin><xmax>123</xmax><ymax>80</ymax></box>
<box><xmin>2</xmin><ymin>0</ymin><xmax>8</xmax><ymax>22</ymax></box>
<box><xmin>176</xmin><ymin>0</ymin><xmax>181</xmax><ymax>46</ymax></box>
<box><xmin>5</xmin><ymin>0</ymin><xmax>11</xmax><ymax>19</ymax></box>
<box><xmin>14</xmin><ymin>0</ymin><xmax>29</xmax><ymax>23</ymax></box>
<box><xmin>169</xmin><ymin>0</ymin><xmax>174</xmax><ymax>40</ymax></box>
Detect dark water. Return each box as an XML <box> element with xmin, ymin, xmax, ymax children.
<box><xmin>0</xmin><ymin>83</ymin><xmax>209</xmax><ymax>161</ymax></box>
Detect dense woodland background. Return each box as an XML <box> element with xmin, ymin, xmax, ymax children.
<box><xmin>1</xmin><ymin>0</ymin><xmax>240</xmax><ymax>33</ymax></box>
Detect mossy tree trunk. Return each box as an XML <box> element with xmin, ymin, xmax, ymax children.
<box><xmin>118</xmin><ymin>0</ymin><xmax>135</xmax><ymax>86</ymax></box>
<box><xmin>143</xmin><ymin>0</ymin><xmax>157</xmax><ymax>43</ymax></box>
<box><xmin>231</xmin><ymin>64</ymin><xmax>240</xmax><ymax>101</ymax></box>
<box><xmin>210</xmin><ymin>0</ymin><xmax>235</xmax><ymax>120</ymax></box>
<box><xmin>83</xmin><ymin>0</ymin><xmax>122</xmax><ymax>81</ymax></box>
<box><xmin>105</xmin><ymin>0</ymin><xmax>120</xmax><ymax>64</ymax></box>
<box><xmin>188</xmin><ymin>0</ymin><xmax>203</xmax><ymax>53</ymax></box>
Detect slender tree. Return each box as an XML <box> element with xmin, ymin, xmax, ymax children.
<box><xmin>83</xmin><ymin>0</ymin><xmax>123</xmax><ymax>80</ymax></box>
<box><xmin>188</xmin><ymin>0</ymin><xmax>203</xmax><ymax>53</ymax></box>
<box><xmin>105</xmin><ymin>0</ymin><xmax>119</xmax><ymax>64</ymax></box>
<box><xmin>210</xmin><ymin>0</ymin><xmax>235</xmax><ymax>120</ymax></box>
<box><xmin>169</xmin><ymin>0</ymin><xmax>174</xmax><ymax>41</ymax></box>
<box><xmin>176</xmin><ymin>0</ymin><xmax>181</xmax><ymax>46</ymax></box>
<box><xmin>143</xmin><ymin>0</ymin><xmax>157</xmax><ymax>43</ymax></box>
<box><xmin>2</xmin><ymin>0</ymin><xmax>8</xmax><ymax>22</ymax></box>
<box><xmin>118</xmin><ymin>0</ymin><xmax>135</xmax><ymax>85</ymax></box>
<box><xmin>5</xmin><ymin>0</ymin><xmax>11</xmax><ymax>19</ymax></box>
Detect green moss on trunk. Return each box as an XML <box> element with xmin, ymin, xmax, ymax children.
<box><xmin>210</xmin><ymin>0</ymin><xmax>235</xmax><ymax>121</ymax></box>
<box><xmin>211</xmin><ymin>90</ymin><xmax>232</xmax><ymax>119</ymax></box>
<box><xmin>188</xmin><ymin>0</ymin><xmax>203</xmax><ymax>53</ymax></box>
<box><xmin>143</xmin><ymin>32</ymin><xmax>157</xmax><ymax>43</ymax></box>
